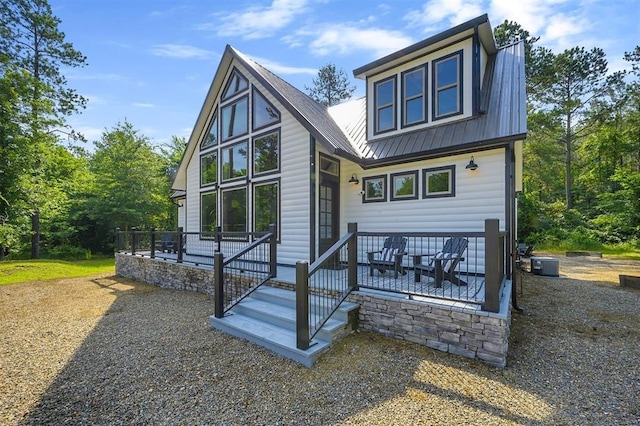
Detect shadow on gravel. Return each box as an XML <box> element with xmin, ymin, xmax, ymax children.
<box><xmin>17</xmin><ymin>259</ymin><xmax>640</xmax><ymax>424</ymax></box>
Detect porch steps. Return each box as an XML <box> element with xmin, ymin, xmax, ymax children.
<box><xmin>209</xmin><ymin>286</ymin><xmax>359</xmax><ymax>367</ymax></box>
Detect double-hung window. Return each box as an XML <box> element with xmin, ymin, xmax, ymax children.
<box><xmin>433</xmin><ymin>51</ymin><xmax>462</xmax><ymax>119</ymax></box>
<box><xmin>374</xmin><ymin>77</ymin><xmax>396</xmax><ymax>134</ymax></box>
<box><xmin>402</xmin><ymin>66</ymin><xmax>426</xmax><ymax>127</ymax></box>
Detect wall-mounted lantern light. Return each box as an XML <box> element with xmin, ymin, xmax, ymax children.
<box><xmin>465</xmin><ymin>156</ymin><xmax>478</xmax><ymax>171</ymax></box>
<box><xmin>348</xmin><ymin>173</ymin><xmax>359</xmax><ymax>185</ymax></box>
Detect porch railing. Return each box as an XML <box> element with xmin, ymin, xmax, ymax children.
<box><xmin>114</xmin><ymin>226</ymin><xmax>272</xmax><ymax>267</ymax></box>
<box><xmin>295</xmin><ymin>223</ymin><xmax>358</xmax><ymax>350</ymax></box>
<box><xmin>354</xmin><ymin>218</ymin><xmax>506</xmax><ymax>311</ymax></box>
<box><xmin>213</xmin><ymin>224</ymin><xmax>277</xmax><ymax>318</ymax></box>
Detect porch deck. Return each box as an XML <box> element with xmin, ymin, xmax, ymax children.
<box><xmin>126</xmin><ymin>251</ymin><xmax>485</xmax><ymax>305</ymax></box>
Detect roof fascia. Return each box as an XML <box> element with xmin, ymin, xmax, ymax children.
<box><xmin>230</xmin><ymin>47</ymin><xmax>345</xmax><ymax>157</ymax></box>
<box><xmin>354</xmin><ymin>14</ymin><xmax>490</xmax><ymax>78</ymax></box>
<box><xmin>171</xmin><ymin>45</ymin><xmax>234</xmax><ymax>190</ymax></box>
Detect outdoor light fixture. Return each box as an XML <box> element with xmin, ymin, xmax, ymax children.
<box><xmin>348</xmin><ymin>173</ymin><xmax>359</xmax><ymax>185</ymax></box>
<box><xmin>465</xmin><ymin>156</ymin><xmax>478</xmax><ymax>171</ymax></box>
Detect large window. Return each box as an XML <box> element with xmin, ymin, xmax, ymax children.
<box><xmin>252</xmin><ymin>87</ymin><xmax>280</xmax><ymax>130</ymax></box>
<box><xmin>423</xmin><ymin>165</ymin><xmax>455</xmax><ymax>198</ymax></box>
<box><xmin>200</xmin><ymin>152</ymin><xmax>217</xmax><ymax>186</ymax></box>
<box><xmin>402</xmin><ymin>66</ymin><xmax>426</xmax><ymax>127</ymax></box>
<box><xmin>222</xmin><ymin>141</ymin><xmax>248</xmax><ymax>181</ymax></box>
<box><xmin>201</xmin><ymin>192</ymin><xmax>217</xmax><ymax>233</ymax></box>
<box><xmin>374</xmin><ymin>77</ymin><xmax>396</xmax><ymax>134</ymax></box>
<box><xmin>222</xmin><ymin>69</ymin><xmax>248</xmax><ymax>100</ymax></box>
<box><xmin>253</xmin><ymin>131</ymin><xmax>279</xmax><ymax>176</ymax></box>
<box><xmin>222</xmin><ymin>187</ymin><xmax>247</xmax><ymax>232</ymax></box>
<box><xmin>221</xmin><ymin>96</ymin><xmax>248</xmax><ymax>141</ymax></box>
<box><xmin>433</xmin><ymin>52</ymin><xmax>462</xmax><ymax>119</ymax></box>
<box><xmin>201</xmin><ymin>113</ymin><xmax>218</xmax><ymax>148</ymax></box>
<box><xmin>253</xmin><ymin>180</ymin><xmax>279</xmax><ymax>235</ymax></box>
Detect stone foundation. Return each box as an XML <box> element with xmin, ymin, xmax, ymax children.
<box><xmin>116</xmin><ymin>254</ymin><xmax>512</xmax><ymax>368</ymax></box>
<box><xmin>347</xmin><ymin>285</ymin><xmax>512</xmax><ymax>368</ymax></box>
<box><xmin>116</xmin><ymin>254</ymin><xmax>217</xmax><ymax>295</ymax></box>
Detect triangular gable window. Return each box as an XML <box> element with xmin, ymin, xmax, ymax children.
<box><xmin>252</xmin><ymin>87</ymin><xmax>280</xmax><ymax>131</ymax></box>
<box><xmin>222</xmin><ymin>68</ymin><xmax>248</xmax><ymax>100</ymax></box>
<box><xmin>201</xmin><ymin>112</ymin><xmax>218</xmax><ymax>149</ymax></box>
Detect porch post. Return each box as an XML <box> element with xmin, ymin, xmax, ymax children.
<box><xmin>269</xmin><ymin>223</ymin><xmax>277</xmax><ymax>278</ymax></box>
<box><xmin>214</xmin><ymin>252</ymin><xmax>224</xmax><ymax>318</ymax></box>
<box><xmin>177</xmin><ymin>227</ymin><xmax>183</xmax><ymax>263</ymax></box>
<box><xmin>296</xmin><ymin>261</ymin><xmax>310</xmax><ymax>350</ymax></box>
<box><xmin>150</xmin><ymin>227</ymin><xmax>156</xmax><ymax>259</ymax></box>
<box><xmin>215</xmin><ymin>225</ymin><xmax>222</xmax><ymax>253</ymax></box>
<box><xmin>131</xmin><ymin>227</ymin><xmax>136</xmax><ymax>255</ymax></box>
<box><xmin>115</xmin><ymin>228</ymin><xmax>121</xmax><ymax>253</ymax></box>
<box><xmin>348</xmin><ymin>222</ymin><xmax>358</xmax><ymax>290</ymax></box>
<box><xmin>483</xmin><ymin>218</ymin><xmax>501</xmax><ymax>313</ymax></box>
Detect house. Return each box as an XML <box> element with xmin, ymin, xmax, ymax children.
<box><xmin>171</xmin><ymin>14</ymin><xmax>525</xmax><ymax>269</ymax></box>
<box><xmin>118</xmin><ymin>14</ymin><xmax>527</xmax><ymax>367</ymax></box>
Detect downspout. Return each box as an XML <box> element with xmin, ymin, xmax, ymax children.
<box><xmin>309</xmin><ymin>135</ymin><xmax>317</xmax><ymax>262</ymax></box>
<box><xmin>506</xmin><ymin>141</ymin><xmax>523</xmax><ymax>313</ymax></box>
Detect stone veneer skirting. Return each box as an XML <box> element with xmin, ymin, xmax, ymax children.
<box><xmin>116</xmin><ymin>254</ymin><xmax>511</xmax><ymax>368</ymax></box>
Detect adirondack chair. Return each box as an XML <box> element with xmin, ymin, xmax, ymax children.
<box><xmin>413</xmin><ymin>237</ymin><xmax>468</xmax><ymax>287</ymax></box>
<box><xmin>367</xmin><ymin>236</ymin><xmax>408</xmax><ymax>279</ymax></box>
<box><xmin>157</xmin><ymin>233</ymin><xmax>178</xmax><ymax>253</ymax></box>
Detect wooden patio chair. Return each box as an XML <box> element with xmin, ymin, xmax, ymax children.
<box><xmin>367</xmin><ymin>236</ymin><xmax>408</xmax><ymax>279</ymax></box>
<box><xmin>157</xmin><ymin>233</ymin><xmax>178</xmax><ymax>253</ymax></box>
<box><xmin>413</xmin><ymin>237</ymin><xmax>468</xmax><ymax>287</ymax></box>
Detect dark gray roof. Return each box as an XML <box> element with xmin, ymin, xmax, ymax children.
<box><xmin>230</xmin><ymin>47</ymin><xmax>361</xmax><ymax>159</ymax></box>
<box><xmin>354</xmin><ymin>14</ymin><xmax>495</xmax><ymax>78</ymax></box>
<box><xmin>331</xmin><ymin>41</ymin><xmax>526</xmax><ymax>167</ymax></box>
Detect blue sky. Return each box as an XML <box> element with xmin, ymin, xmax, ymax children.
<box><xmin>50</xmin><ymin>0</ymin><xmax>640</xmax><ymax>148</ymax></box>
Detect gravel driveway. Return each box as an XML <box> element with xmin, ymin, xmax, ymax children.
<box><xmin>1</xmin><ymin>255</ymin><xmax>639</xmax><ymax>425</ymax></box>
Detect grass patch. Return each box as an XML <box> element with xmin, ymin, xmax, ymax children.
<box><xmin>0</xmin><ymin>258</ymin><xmax>115</xmax><ymax>286</ymax></box>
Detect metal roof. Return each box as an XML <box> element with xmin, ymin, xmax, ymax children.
<box><xmin>328</xmin><ymin>41</ymin><xmax>526</xmax><ymax>167</ymax></box>
<box><xmin>230</xmin><ymin>47</ymin><xmax>362</xmax><ymax>159</ymax></box>
<box><xmin>354</xmin><ymin>14</ymin><xmax>496</xmax><ymax>79</ymax></box>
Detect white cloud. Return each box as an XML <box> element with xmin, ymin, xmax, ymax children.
<box><xmin>199</xmin><ymin>0</ymin><xmax>309</xmax><ymax>40</ymax></box>
<box><xmin>151</xmin><ymin>44</ymin><xmax>216</xmax><ymax>59</ymax></box>
<box><xmin>309</xmin><ymin>25</ymin><xmax>414</xmax><ymax>58</ymax></box>
<box><xmin>247</xmin><ymin>56</ymin><xmax>317</xmax><ymax>75</ymax></box>
<box><xmin>404</xmin><ymin>0</ymin><xmax>484</xmax><ymax>31</ymax></box>
<box><xmin>132</xmin><ymin>102</ymin><xmax>156</xmax><ymax>108</ymax></box>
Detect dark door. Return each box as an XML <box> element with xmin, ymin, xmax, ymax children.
<box><xmin>318</xmin><ymin>173</ymin><xmax>339</xmax><ymax>256</ymax></box>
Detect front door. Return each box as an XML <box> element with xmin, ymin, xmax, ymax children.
<box><xmin>318</xmin><ymin>168</ymin><xmax>340</xmax><ymax>256</ymax></box>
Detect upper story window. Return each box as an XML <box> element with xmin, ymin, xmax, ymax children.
<box><xmin>402</xmin><ymin>65</ymin><xmax>426</xmax><ymax>127</ymax></box>
<box><xmin>433</xmin><ymin>51</ymin><xmax>463</xmax><ymax>119</ymax></box>
<box><xmin>253</xmin><ymin>130</ymin><xmax>279</xmax><ymax>176</ymax></box>
<box><xmin>222</xmin><ymin>68</ymin><xmax>248</xmax><ymax>100</ymax></box>
<box><xmin>374</xmin><ymin>76</ymin><xmax>396</xmax><ymax>134</ymax></box>
<box><xmin>201</xmin><ymin>112</ymin><xmax>218</xmax><ymax>149</ymax></box>
<box><xmin>221</xmin><ymin>95</ymin><xmax>248</xmax><ymax>141</ymax></box>
<box><xmin>252</xmin><ymin>87</ymin><xmax>280</xmax><ymax>131</ymax></box>
<box><xmin>221</xmin><ymin>140</ymin><xmax>248</xmax><ymax>181</ymax></box>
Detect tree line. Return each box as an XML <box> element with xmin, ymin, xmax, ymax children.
<box><xmin>494</xmin><ymin>21</ymin><xmax>639</xmax><ymax>250</ymax></box>
<box><xmin>1</xmin><ymin>0</ymin><xmax>638</xmax><ymax>260</ymax></box>
<box><xmin>0</xmin><ymin>0</ymin><xmax>184</xmax><ymax>259</ymax></box>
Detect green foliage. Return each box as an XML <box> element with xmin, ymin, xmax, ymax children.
<box><xmin>46</xmin><ymin>245</ymin><xmax>91</xmax><ymax>260</ymax></box>
<box><xmin>0</xmin><ymin>258</ymin><xmax>114</xmax><ymax>285</ymax></box>
<box><xmin>305</xmin><ymin>63</ymin><xmax>356</xmax><ymax>106</ymax></box>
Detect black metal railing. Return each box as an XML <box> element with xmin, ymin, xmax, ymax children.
<box><xmin>213</xmin><ymin>224</ymin><xmax>277</xmax><ymax>317</ymax></box>
<box><xmin>354</xmin><ymin>219</ymin><xmax>506</xmax><ymax>310</ymax></box>
<box><xmin>295</xmin><ymin>223</ymin><xmax>358</xmax><ymax>350</ymax></box>
<box><xmin>114</xmin><ymin>226</ymin><xmax>272</xmax><ymax>267</ymax></box>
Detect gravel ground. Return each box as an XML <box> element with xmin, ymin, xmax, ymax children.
<box><xmin>1</xmin><ymin>254</ymin><xmax>639</xmax><ymax>425</ymax></box>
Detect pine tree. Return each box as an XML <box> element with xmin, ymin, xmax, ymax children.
<box><xmin>305</xmin><ymin>63</ymin><xmax>355</xmax><ymax>106</ymax></box>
